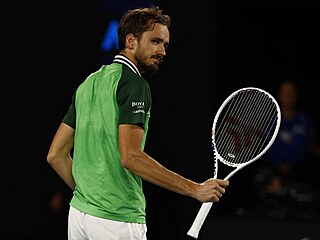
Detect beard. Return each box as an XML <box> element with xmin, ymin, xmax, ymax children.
<box><xmin>137</xmin><ymin>59</ymin><xmax>159</xmax><ymax>73</ymax></box>
<box><xmin>134</xmin><ymin>48</ymin><xmax>161</xmax><ymax>74</ymax></box>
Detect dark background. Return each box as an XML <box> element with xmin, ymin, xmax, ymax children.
<box><xmin>2</xmin><ymin>0</ymin><xmax>320</xmax><ymax>239</ymax></box>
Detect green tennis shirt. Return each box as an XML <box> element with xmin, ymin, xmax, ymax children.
<box><xmin>63</xmin><ymin>55</ymin><xmax>151</xmax><ymax>223</ymax></box>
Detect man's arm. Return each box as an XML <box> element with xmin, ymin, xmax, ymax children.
<box><xmin>119</xmin><ymin>124</ymin><xmax>229</xmax><ymax>202</ymax></box>
<box><xmin>47</xmin><ymin>123</ymin><xmax>76</xmax><ymax>190</ymax></box>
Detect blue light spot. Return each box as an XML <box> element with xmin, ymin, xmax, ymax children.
<box><xmin>101</xmin><ymin>20</ymin><xmax>119</xmax><ymax>51</ymax></box>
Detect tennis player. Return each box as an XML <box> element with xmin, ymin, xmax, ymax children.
<box><xmin>47</xmin><ymin>6</ymin><xmax>229</xmax><ymax>240</ymax></box>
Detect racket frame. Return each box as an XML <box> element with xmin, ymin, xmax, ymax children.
<box><xmin>187</xmin><ymin>87</ymin><xmax>281</xmax><ymax>239</ymax></box>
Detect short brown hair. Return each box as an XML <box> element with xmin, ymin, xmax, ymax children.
<box><xmin>117</xmin><ymin>6</ymin><xmax>171</xmax><ymax>50</ymax></box>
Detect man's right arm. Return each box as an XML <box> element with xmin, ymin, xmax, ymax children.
<box><xmin>118</xmin><ymin>124</ymin><xmax>229</xmax><ymax>202</ymax></box>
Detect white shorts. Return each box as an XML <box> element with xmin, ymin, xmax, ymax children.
<box><xmin>68</xmin><ymin>206</ymin><xmax>147</xmax><ymax>240</ymax></box>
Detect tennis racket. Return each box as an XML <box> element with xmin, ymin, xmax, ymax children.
<box><xmin>187</xmin><ymin>87</ymin><xmax>281</xmax><ymax>239</ymax></box>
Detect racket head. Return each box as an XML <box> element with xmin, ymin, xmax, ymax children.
<box><xmin>212</xmin><ymin>87</ymin><xmax>281</xmax><ymax>168</ymax></box>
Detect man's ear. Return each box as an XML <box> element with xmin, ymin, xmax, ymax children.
<box><xmin>125</xmin><ymin>33</ymin><xmax>136</xmax><ymax>50</ymax></box>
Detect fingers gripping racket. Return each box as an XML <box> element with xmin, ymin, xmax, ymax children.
<box><xmin>187</xmin><ymin>87</ymin><xmax>281</xmax><ymax>239</ymax></box>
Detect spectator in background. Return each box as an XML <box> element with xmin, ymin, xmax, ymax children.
<box><xmin>268</xmin><ymin>80</ymin><xmax>312</xmax><ymax>184</ymax></box>
<box><xmin>253</xmin><ymin>80</ymin><xmax>320</xmax><ymax>219</ymax></box>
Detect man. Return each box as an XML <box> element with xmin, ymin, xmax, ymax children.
<box><xmin>47</xmin><ymin>6</ymin><xmax>229</xmax><ymax>240</ymax></box>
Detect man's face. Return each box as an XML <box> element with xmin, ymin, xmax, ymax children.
<box><xmin>133</xmin><ymin>23</ymin><xmax>170</xmax><ymax>73</ymax></box>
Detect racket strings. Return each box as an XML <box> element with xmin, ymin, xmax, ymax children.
<box><xmin>214</xmin><ymin>89</ymin><xmax>279</xmax><ymax>166</ymax></box>
<box><xmin>216</xmin><ymin>91</ymin><xmax>251</xmax><ymax>159</ymax></box>
<box><xmin>215</xmin><ymin>90</ymin><xmax>257</xmax><ymax>162</ymax></box>
<box><xmin>223</xmin><ymin>90</ymin><xmax>260</xmax><ymax>162</ymax></box>
<box><xmin>238</xmin><ymin>93</ymin><xmax>277</xmax><ymax>163</ymax></box>
<box><xmin>230</xmin><ymin>91</ymin><xmax>277</xmax><ymax>164</ymax></box>
<box><xmin>232</xmin><ymin>92</ymin><xmax>264</xmax><ymax>163</ymax></box>
<box><xmin>236</xmin><ymin>91</ymin><xmax>273</xmax><ymax>163</ymax></box>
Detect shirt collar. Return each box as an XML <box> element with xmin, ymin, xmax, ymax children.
<box><xmin>113</xmin><ymin>54</ymin><xmax>141</xmax><ymax>76</ymax></box>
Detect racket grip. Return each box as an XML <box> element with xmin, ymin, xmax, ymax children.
<box><xmin>187</xmin><ymin>202</ymin><xmax>213</xmax><ymax>239</ymax></box>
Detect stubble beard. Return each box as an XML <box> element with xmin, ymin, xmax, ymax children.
<box><xmin>134</xmin><ymin>49</ymin><xmax>159</xmax><ymax>74</ymax></box>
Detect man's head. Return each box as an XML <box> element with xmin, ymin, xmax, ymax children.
<box><xmin>118</xmin><ymin>6</ymin><xmax>171</xmax><ymax>73</ymax></box>
<box><xmin>278</xmin><ymin>80</ymin><xmax>298</xmax><ymax>110</ymax></box>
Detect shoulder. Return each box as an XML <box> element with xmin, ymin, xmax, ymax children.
<box><xmin>119</xmin><ymin>66</ymin><xmax>150</xmax><ymax>90</ymax></box>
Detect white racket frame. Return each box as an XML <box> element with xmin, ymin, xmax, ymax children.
<box><xmin>187</xmin><ymin>87</ymin><xmax>281</xmax><ymax>239</ymax></box>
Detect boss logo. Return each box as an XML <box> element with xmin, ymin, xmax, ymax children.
<box><xmin>132</xmin><ymin>102</ymin><xmax>145</xmax><ymax>107</ymax></box>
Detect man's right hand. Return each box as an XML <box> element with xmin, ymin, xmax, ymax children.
<box><xmin>195</xmin><ymin>179</ymin><xmax>229</xmax><ymax>202</ymax></box>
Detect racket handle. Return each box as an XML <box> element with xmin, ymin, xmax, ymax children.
<box><xmin>187</xmin><ymin>202</ymin><xmax>213</xmax><ymax>239</ymax></box>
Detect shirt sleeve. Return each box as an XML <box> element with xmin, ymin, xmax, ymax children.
<box><xmin>62</xmin><ymin>92</ymin><xmax>76</xmax><ymax>129</ymax></box>
<box><xmin>117</xmin><ymin>76</ymin><xmax>151</xmax><ymax>128</ymax></box>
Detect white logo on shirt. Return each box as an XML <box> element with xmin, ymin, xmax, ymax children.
<box><xmin>132</xmin><ymin>102</ymin><xmax>145</xmax><ymax>114</ymax></box>
<box><xmin>132</xmin><ymin>102</ymin><xmax>145</xmax><ymax>108</ymax></box>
